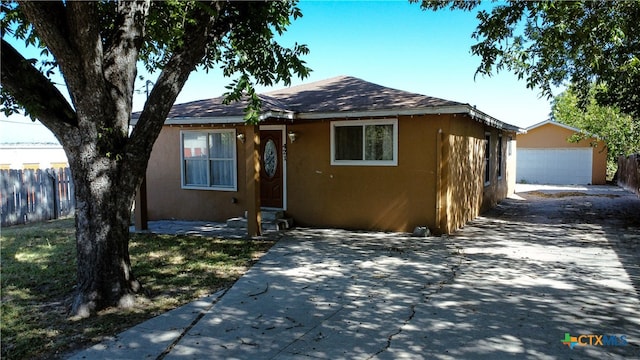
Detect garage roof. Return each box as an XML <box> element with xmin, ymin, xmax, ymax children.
<box><xmin>526</xmin><ymin>120</ymin><xmax>601</xmax><ymax>139</ymax></box>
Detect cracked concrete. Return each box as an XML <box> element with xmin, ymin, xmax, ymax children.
<box><xmin>160</xmin><ymin>230</ymin><xmax>459</xmax><ymax>359</ymax></box>
<box><xmin>69</xmin><ymin>184</ymin><xmax>639</xmax><ymax>359</ymax></box>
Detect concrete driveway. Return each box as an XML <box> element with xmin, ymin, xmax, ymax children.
<box><xmin>70</xmin><ymin>185</ymin><xmax>639</xmax><ymax>359</ymax></box>
<box><xmin>423</xmin><ymin>184</ymin><xmax>640</xmax><ymax>359</ymax></box>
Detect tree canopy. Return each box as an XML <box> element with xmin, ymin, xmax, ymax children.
<box><xmin>0</xmin><ymin>0</ymin><xmax>310</xmax><ymax>317</ymax></box>
<box><xmin>417</xmin><ymin>0</ymin><xmax>640</xmax><ymax>122</ymax></box>
<box><xmin>552</xmin><ymin>86</ymin><xmax>640</xmax><ymax>175</ymax></box>
<box><xmin>1</xmin><ymin>1</ymin><xmax>310</xmax><ymax>123</ymax></box>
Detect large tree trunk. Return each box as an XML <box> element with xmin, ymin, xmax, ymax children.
<box><xmin>2</xmin><ymin>0</ymin><xmax>302</xmax><ymax>318</ymax></box>
<box><xmin>67</xmin><ymin>140</ymin><xmax>145</xmax><ymax>317</ymax></box>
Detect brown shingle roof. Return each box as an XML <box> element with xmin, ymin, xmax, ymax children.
<box><xmin>262</xmin><ymin>75</ymin><xmax>462</xmax><ymax>113</ymax></box>
<box><xmin>132</xmin><ymin>75</ymin><xmax>522</xmax><ymax>132</ymax></box>
<box><xmin>159</xmin><ymin>75</ymin><xmax>463</xmax><ymax>119</ymax></box>
<box><xmin>162</xmin><ymin>94</ymin><xmax>290</xmax><ymax>119</ymax></box>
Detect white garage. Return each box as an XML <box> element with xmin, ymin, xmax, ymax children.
<box><xmin>516</xmin><ymin>120</ymin><xmax>607</xmax><ymax>185</ymax></box>
<box><xmin>517</xmin><ymin>148</ymin><xmax>593</xmax><ymax>184</ymax></box>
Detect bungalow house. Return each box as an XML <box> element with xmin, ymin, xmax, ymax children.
<box><xmin>517</xmin><ymin>120</ymin><xmax>607</xmax><ymax>185</ymax></box>
<box><xmin>135</xmin><ymin>76</ymin><xmax>521</xmax><ymax>235</ymax></box>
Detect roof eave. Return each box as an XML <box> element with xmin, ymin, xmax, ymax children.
<box><xmin>157</xmin><ymin>110</ymin><xmax>295</xmax><ymax>126</ymax></box>
<box><xmin>526</xmin><ymin>119</ymin><xmax>601</xmax><ymax>139</ymax></box>
<box><xmin>162</xmin><ymin>116</ymin><xmax>245</xmax><ymax>125</ymax></box>
<box><xmin>133</xmin><ymin>105</ymin><xmax>524</xmax><ymax>133</ymax></box>
<box><xmin>297</xmin><ymin>105</ymin><xmax>524</xmax><ymax>133</ymax></box>
<box><xmin>294</xmin><ymin>105</ymin><xmax>470</xmax><ymax>120</ymax></box>
<box><xmin>466</xmin><ymin>107</ymin><xmax>524</xmax><ymax>133</ymax></box>
<box><xmin>526</xmin><ymin>119</ymin><xmax>580</xmax><ymax>132</ymax></box>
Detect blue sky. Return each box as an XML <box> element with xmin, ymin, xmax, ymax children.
<box><xmin>0</xmin><ymin>0</ymin><xmax>557</xmax><ymax>144</ymax></box>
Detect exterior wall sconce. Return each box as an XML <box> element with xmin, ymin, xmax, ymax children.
<box><xmin>236</xmin><ymin>133</ymin><xmax>246</xmax><ymax>143</ymax></box>
<box><xmin>288</xmin><ymin>131</ymin><xmax>298</xmax><ymax>143</ymax></box>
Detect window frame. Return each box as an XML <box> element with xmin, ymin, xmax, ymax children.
<box><xmin>180</xmin><ymin>129</ymin><xmax>238</xmax><ymax>191</ymax></box>
<box><xmin>484</xmin><ymin>132</ymin><xmax>491</xmax><ymax>186</ymax></box>
<box><xmin>330</xmin><ymin>118</ymin><xmax>398</xmax><ymax>166</ymax></box>
<box><xmin>497</xmin><ymin>134</ymin><xmax>503</xmax><ymax>179</ymax></box>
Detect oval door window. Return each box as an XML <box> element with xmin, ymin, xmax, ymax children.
<box><xmin>263</xmin><ymin>139</ymin><xmax>278</xmax><ymax>178</ymax></box>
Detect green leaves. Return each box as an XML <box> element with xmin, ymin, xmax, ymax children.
<box><xmin>139</xmin><ymin>0</ymin><xmax>311</xmax><ymax>124</ymax></box>
<box><xmin>552</xmin><ymin>86</ymin><xmax>640</xmax><ymax>177</ymax></box>
<box><xmin>3</xmin><ymin>0</ymin><xmax>311</xmax><ymax>124</ymax></box>
<box><xmin>419</xmin><ymin>0</ymin><xmax>640</xmax><ymax>125</ymax></box>
<box><xmin>222</xmin><ymin>74</ymin><xmax>262</xmax><ymax>124</ymax></box>
<box><xmin>214</xmin><ymin>1</ymin><xmax>310</xmax><ymax>123</ymax></box>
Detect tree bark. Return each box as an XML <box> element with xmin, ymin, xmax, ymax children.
<box><xmin>14</xmin><ymin>1</ymin><xmax>153</xmax><ymax>317</ymax></box>
<box><xmin>70</xmin><ymin>157</ymin><xmax>142</xmax><ymax>317</ymax></box>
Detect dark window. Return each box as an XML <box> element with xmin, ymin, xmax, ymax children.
<box><xmin>331</xmin><ymin>119</ymin><xmax>397</xmax><ymax>166</ymax></box>
<box><xmin>497</xmin><ymin>135</ymin><xmax>503</xmax><ymax>178</ymax></box>
<box><xmin>484</xmin><ymin>133</ymin><xmax>491</xmax><ymax>185</ymax></box>
<box><xmin>335</xmin><ymin>126</ymin><xmax>363</xmax><ymax>160</ymax></box>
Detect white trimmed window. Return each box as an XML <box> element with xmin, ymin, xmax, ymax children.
<box><xmin>331</xmin><ymin>119</ymin><xmax>398</xmax><ymax>166</ymax></box>
<box><xmin>181</xmin><ymin>130</ymin><xmax>237</xmax><ymax>191</ymax></box>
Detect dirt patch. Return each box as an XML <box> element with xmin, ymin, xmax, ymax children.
<box><xmin>526</xmin><ymin>191</ymin><xmax>620</xmax><ymax>198</ymax></box>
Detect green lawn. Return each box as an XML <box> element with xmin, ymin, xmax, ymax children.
<box><xmin>0</xmin><ymin>219</ymin><xmax>275</xmax><ymax>359</ymax></box>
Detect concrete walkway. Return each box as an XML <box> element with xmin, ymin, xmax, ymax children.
<box><xmin>69</xmin><ymin>185</ymin><xmax>640</xmax><ymax>359</ymax></box>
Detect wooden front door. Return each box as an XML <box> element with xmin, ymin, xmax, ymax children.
<box><xmin>260</xmin><ymin>129</ymin><xmax>284</xmax><ymax>208</ymax></box>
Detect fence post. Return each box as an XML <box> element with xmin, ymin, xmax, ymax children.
<box><xmin>19</xmin><ymin>169</ymin><xmax>28</xmax><ymax>224</ymax></box>
<box><xmin>0</xmin><ymin>169</ymin><xmax>7</xmax><ymax>227</ymax></box>
<box><xmin>6</xmin><ymin>170</ymin><xmax>18</xmax><ymax>226</ymax></box>
<box><xmin>68</xmin><ymin>167</ymin><xmax>75</xmax><ymax>215</ymax></box>
<box><xmin>49</xmin><ymin>168</ymin><xmax>59</xmax><ymax>220</ymax></box>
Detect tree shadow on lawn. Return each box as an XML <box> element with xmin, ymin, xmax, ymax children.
<box><xmin>0</xmin><ymin>225</ymin><xmax>274</xmax><ymax>360</ymax></box>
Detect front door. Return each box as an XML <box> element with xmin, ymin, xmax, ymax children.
<box><xmin>260</xmin><ymin>129</ymin><xmax>284</xmax><ymax>208</ymax></box>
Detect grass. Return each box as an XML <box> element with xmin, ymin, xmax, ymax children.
<box><xmin>0</xmin><ymin>219</ymin><xmax>275</xmax><ymax>359</ymax></box>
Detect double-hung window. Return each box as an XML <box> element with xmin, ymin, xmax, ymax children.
<box><xmin>331</xmin><ymin>119</ymin><xmax>398</xmax><ymax>166</ymax></box>
<box><xmin>181</xmin><ymin>130</ymin><xmax>237</xmax><ymax>191</ymax></box>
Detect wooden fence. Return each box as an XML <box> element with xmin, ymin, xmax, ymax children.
<box><xmin>618</xmin><ymin>154</ymin><xmax>640</xmax><ymax>196</ymax></box>
<box><xmin>0</xmin><ymin>168</ymin><xmax>75</xmax><ymax>227</ymax></box>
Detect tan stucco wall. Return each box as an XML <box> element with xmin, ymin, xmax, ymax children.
<box><xmin>518</xmin><ymin>122</ymin><xmax>607</xmax><ymax>184</ymax></box>
<box><xmin>145</xmin><ymin>125</ymin><xmax>248</xmax><ymax>222</ymax></box>
<box><xmin>145</xmin><ymin>115</ymin><xmax>514</xmax><ymax>234</ymax></box>
<box><xmin>286</xmin><ymin>116</ymin><xmax>445</xmax><ymax>233</ymax></box>
<box><xmin>287</xmin><ymin>114</ymin><xmax>512</xmax><ymax>234</ymax></box>
<box><xmin>439</xmin><ymin>117</ymin><xmax>513</xmax><ymax>233</ymax></box>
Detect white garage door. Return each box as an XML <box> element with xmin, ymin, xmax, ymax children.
<box><xmin>517</xmin><ymin>148</ymin><xmax>593</xmax><ymax>184</ymax></box>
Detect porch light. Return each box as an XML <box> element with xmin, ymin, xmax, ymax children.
<box><xmin>288</xmin><ymin>131</ymin><xmax>298</xmax><ymax>143</ymax></box>
<box><xmin>236</xmin><ymin>133</ymin><xmax>246</xmax><ymax>143</ymax></box>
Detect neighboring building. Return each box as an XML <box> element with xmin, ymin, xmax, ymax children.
<box><xmin>0</xmin><ymin>143</ymin><xmax>68</xmax><ymax>170</ymax></box>
<box><xmin>517</xmin><ymin>120</ymin><xmax>607</xmax><ymax>185</ymax></box>
<box><xmin>136</xmin><ymin>76</ymin><xmax>521</xmax><ymax>234</ymax></box>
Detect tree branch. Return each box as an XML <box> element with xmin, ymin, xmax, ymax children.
<box><xmin>1</xmin><ymin>39</ymin><xmax>78</xmax><ymax>133</ymax></box>
<box><xmin>128</xmin><ymin>1</ymin><xmax>228</xmax><ymax>168</ymax></box>
<box><xmin>19</xmin><ymin>1</ymin><xmax>83</xmax><ymax>96</ymax></box>
<box><xmin>58</xmin><ymin>1</ymin><xmax>105</xmax><ymax>110</ymax></box>
<box><xmin>102</xmin><ymin>1</ymin><xmax>150</xmax><ymax>128</ymax></box>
